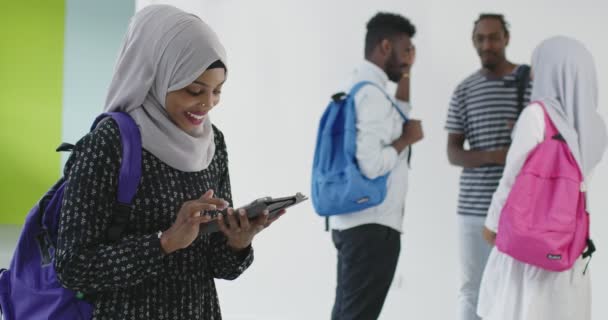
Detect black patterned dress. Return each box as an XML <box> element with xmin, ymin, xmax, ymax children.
<box><xmin>55</xmin><ymin>119</ymin><xmax>253</xmax><ymax>320</ymax></box>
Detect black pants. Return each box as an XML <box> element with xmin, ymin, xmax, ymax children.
<box><xmin>331</xmin><ymin>224</ymin><xmax>401</xmax><ymax>320</ymax></box>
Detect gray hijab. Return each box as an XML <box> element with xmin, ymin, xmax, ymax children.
<box><xmin>530</xmin><ymin>36</ymin><xmax>607</xmax><ymax>177</ymax></box>
<box><xmin>104</xmin><ymin>5</ymin><xmax>226</xmax><ymax>172</ymax></box>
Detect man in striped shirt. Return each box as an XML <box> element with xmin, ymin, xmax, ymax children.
<box><xmin>445</xmin><ymin>14</ymin><xmax>531</xmax><ymax>320</ymax></box>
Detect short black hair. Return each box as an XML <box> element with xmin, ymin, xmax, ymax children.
<box><xmin>473</xmin><ymin>13</ymin><xmax>510</xmax><ymax>37</ymax></box>
<box><xmin>365</xmin><ymin>12</ymin><xmax>416</xmax><ymax>57</ymax></box>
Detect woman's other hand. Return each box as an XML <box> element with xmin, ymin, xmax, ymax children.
<box><xmin>482</xmin><ymin>226</ymin><xmax>497</xmax><ymax>246</ymax></box>
<box><xmin>218</xmin><ymin>208</ymin><xmax>286</xmax><ymax>251</ymax></box>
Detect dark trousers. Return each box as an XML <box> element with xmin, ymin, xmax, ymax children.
<box><xmin>331</xmin><ymin>223</ymin><xmax>401</xmax><ymax>320</ymax></box>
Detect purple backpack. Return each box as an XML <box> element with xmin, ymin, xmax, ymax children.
<box><xmin>496</xmin><ymin>102</ymin><xmax>595</xmax><ymax>271</ymax></box>
<box><xmin>0</xmin><ymin>112</ymin><xmax>142</xmax><ymax>319</ymax></box>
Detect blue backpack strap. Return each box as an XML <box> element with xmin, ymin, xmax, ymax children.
<box><xmin>349</xmin><ymin>81</ymin><xmax>413</xmax><ymax>167</ymax></box>
<box><xmin>91</xmin><ymin>112</ymin><xmax>142</xmax><ymax>242</ymax></box>
<box><xmin>348</xmin><ymin>81</ymin><xmax>409</xmax><ymax>122</ymax></box>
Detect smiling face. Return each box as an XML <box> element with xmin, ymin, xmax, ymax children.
<box><xmin>165</xmin><ymin>67</ymin><xmax>226</xmax><ymax>135</ymax></box>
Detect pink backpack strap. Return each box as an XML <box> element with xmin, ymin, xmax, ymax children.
<box><xmin>532</xmin><ymin>100</ymin><xmax>560</xmax><ymax>141</ymax></box>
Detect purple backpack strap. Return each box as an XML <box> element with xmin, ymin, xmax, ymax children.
<box><xmin>91</xmin><ymin>112</ymin><xmax>142</xmax><ymax>242</ymax></box>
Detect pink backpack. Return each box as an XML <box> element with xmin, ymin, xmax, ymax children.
<box><xmin>495</xmin><ymin>101</ymin><xmax>595</xmax><ymax>272</ymax></box>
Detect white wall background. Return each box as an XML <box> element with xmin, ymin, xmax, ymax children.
<box><xmin>61</xmin><ymin>0</ymin><xmax>134</xmax><ymax>166</ymax></box>
<box><xmin>134</xmin><ymin>0</ymin><xmax>608</xmax><ymax>319</ymax></box>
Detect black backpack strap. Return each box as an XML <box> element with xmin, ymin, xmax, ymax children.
<box><xmin>407</xmin><ymin>147</ymin><xmax>413</xmax><ymax>168</ymax></box>
<box><xmin>515</xmin><ymin>64</ymin><xmax>531</xmax><ymax>114</ymax></box>
<box><xmin>582</xmin><ymin>239</ymin><xmax>596</xmax><ymax>275</ymax></box>
<box><xmin>91</xmin><ymin>112</ymin><xmax>142</xmax><ymax>242</ymax></box>
<box><xmin>55</xmin><ymin>142</ymin><xmax>75</xmax><ymax>152</ymax></box>
<box><xmin>583</xmin><ymin>238</ymin><xmax>596</xmax><ymax>259</ymax></box>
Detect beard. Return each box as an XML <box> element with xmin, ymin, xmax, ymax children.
<box><xmin>482</xmin><ymin>59</ymin><xmax>499</xmax><ymax>71</ymax></box>
<box><xmin>385</xmin><ymin>50</ymin><xmax>406</xmax><ymax>82</ymax></box>
<box><xmin>480</xmin><ymin>51</ymin><xmax>501</xmax><ymax>71</ymax></box>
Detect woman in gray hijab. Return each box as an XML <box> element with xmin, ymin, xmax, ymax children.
<box><xmin>477</xmin><ymin>36</ymin><xmax>607</xmax><ymax>320</ymax></box>
<box><xmin>55</xmin><ymin>5</ymin><xmax>281</xmax><ymax>319</ymax></box>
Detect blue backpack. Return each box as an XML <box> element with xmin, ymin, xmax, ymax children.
<box><xmin>0</xmin><ymin>112</ymin><xmax>142</xmax><ymax>320</ymax></box>
<box><xmin>311</xmin><ymin>81</ymin><xmax>408</xmax><ymax>216</ymax></box>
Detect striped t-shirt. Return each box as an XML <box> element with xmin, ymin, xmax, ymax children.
<box><xmin>445</xmin><ymin>67</ymin><xmax>532</xmax><ymax>216</ymax></box>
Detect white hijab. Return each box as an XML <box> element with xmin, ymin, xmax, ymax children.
<box><xmin>530</xmin><ymin>36</ymin><xmax>607</xmax><ymax>176</ymax></box>
<box><xmin>104</xmin><ymin>5</ymin><xmax>227</xmax><ymax>172</ymax></box>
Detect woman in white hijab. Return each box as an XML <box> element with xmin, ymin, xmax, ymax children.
<box><xmin>476</xmin><ymin>36</ymin><xmax>607</xmax><ymax>320</ymax></box>
<box><xmin>55</xmin><ymin>5</ymin><xmax>281</xmax><ymax>319</ymax></box>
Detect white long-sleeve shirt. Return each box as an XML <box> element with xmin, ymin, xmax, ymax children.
<box><xmin>329</xmin><ymin>60</ymin><xmax>411</xmax><ymax>232</ymax></box>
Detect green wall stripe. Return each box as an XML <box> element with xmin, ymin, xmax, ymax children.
<box><xmin>0</xmin><ymin>0</ymin><xmax>65</xmax><ymax>224</ymax></box>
